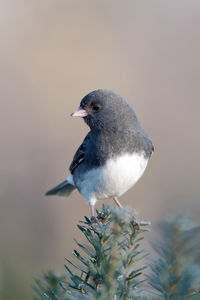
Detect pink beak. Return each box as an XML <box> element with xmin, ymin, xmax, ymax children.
<box><xmin>71</xmin><ymin>107</ymin><xmax>88</xmax><ymax>117</ymax></box>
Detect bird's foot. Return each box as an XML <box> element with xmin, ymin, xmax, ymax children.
<box><xmin>90</xmin><ymin>215</ymin><xmax>97</xmax><ymax>222</ymax></box>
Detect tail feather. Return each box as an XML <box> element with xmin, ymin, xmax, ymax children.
<box><xmin>45</xmin><ymin>180</ymin><xmax>76</xmax><ymax>197</ymax></box>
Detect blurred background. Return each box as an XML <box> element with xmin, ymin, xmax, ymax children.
<box><xmin>0</xmin><ymin>0</ymin><xmax>200</xmax><ymax>299</ymax></box>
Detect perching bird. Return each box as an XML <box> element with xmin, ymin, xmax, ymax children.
<box><xmin>46</xmin><ymin>89</ymin><xmax>154</xmax><ymax>218</ymax></box>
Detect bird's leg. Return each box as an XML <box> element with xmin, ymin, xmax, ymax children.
<box><xmin>113</xmin><ymin>197</ymin><xmax>140</xmax><ymax>229</ymax></box>
<box><xmin>90</xmin><ymin>203</ymin><xmax>95</xmax><ymax>218</ymax></box>
<box><xmin>113</xmin><ymin>196</ymin><xmax>123</xmax><ymax>208</ymax></box>
<box><xmin>89</xmin><ymin>203</ymin><xmax>98</xmax><ymax>222</ymax></box>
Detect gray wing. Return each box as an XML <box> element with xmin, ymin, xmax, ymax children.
<box><xmin>69</xmin><ymin>132</ymin><xmax>91</xmax><ymax>174</ymax></box>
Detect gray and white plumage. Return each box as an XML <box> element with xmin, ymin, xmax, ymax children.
<box><xmin>46</xmin><ymin>89</ymin><xmax>154</xmax><ymax>216</ymax></box>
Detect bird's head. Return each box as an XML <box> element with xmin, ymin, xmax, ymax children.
<box><xmin>71</xmin><ymin>89</ymin><xmax>138</xmax><ymax>131</ymax></box>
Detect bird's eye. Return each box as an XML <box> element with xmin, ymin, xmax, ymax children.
<box><xmin>91</xmin><ymin>104</ymin><xmax>101</xmax><ymax>112</ymax></box>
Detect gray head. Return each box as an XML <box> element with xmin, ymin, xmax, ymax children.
<box><xmin>71</xmin><ymin>89</ymin><xmax>140</xmax><ymax>131</ymax></box>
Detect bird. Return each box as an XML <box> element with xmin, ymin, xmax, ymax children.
<box><xmin>46</xmin><ymin>89</ymin><xmax>154</xmax><ymax>219</ymax></box>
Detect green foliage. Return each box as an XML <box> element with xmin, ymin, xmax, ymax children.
<box><xmin>33</xmin><ymin>270</ymin><xmax>67</xmax><ymax>300</ymax></box>
<box><xmin>148</xmin><ymin>216</ymin><xmax>200</xmax><ymax>299</ymax></box>
<box><xmin>33</xmin><ymin>207</ymin><xmax>200</xmax><ymax>300</ymax></box>
<box><xmin>33</xmin><ymin>205</ymin><xmax>149</xmax><ymax>300</ymax></box>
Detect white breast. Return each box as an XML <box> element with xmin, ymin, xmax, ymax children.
<box><xmin>77</xmin><ymin>152</ymin><xmax>148</xmax><ymax>203</ymax></box>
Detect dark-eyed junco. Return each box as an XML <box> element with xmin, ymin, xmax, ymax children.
<box><xmin>46</xmin><ymin>89</ymin><xmax>154</xmax><ymax>218</ymax></box>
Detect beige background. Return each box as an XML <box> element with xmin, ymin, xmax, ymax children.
<box><xmin>0</xmin><ymin>0</ymin><xmax>200</xmax><ymax>299</ymax></box>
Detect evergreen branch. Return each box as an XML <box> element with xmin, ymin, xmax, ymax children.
<box><xmin>33</xmin><ymin>207</ymin><xmax>200</xmax><ymax>300</ymax></box>
<box><xmin>147</xmin><ymin>216</ymin><xmax>200</xmax><ymax>299</ymax></box>
<box><xmin>34</xmin><ymin>205</ymin><xmax>148</xmax><ymax>299</ymax></box>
